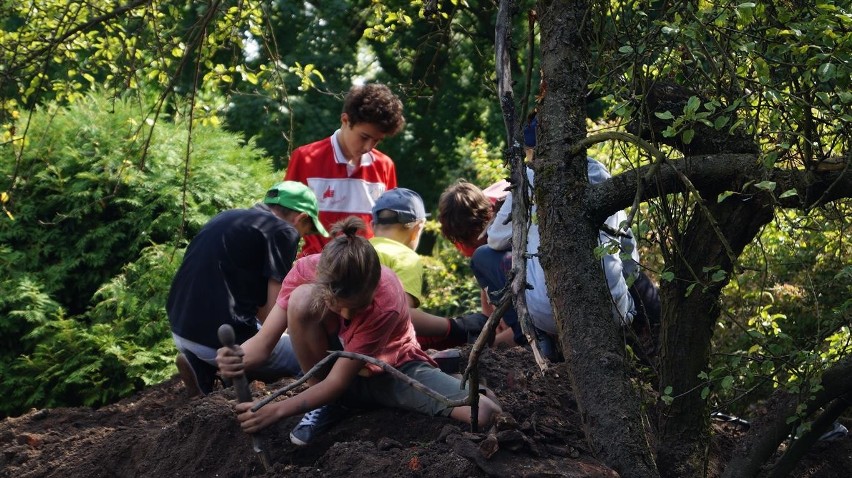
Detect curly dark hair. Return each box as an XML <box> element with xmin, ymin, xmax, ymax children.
<box><xmin>343</xmin><ymin>83</ymin><xmax>406</xmax><ymax>136</ymax></box>
<box><xmin>437</xmin><ymin>180</ymin><xmax>493</xmax><ymax>246</ymax></box>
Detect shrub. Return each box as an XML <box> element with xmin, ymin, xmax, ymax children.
<box><xmin>0</xmin><ymin>91</ymin><xmax>277</xmax><ymax>416</ymax></box>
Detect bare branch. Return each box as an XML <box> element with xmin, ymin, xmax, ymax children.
<box><xmin>252</xmin><ymin>350</ymin><xmax>470</xmax><ymax>413</ymax></box>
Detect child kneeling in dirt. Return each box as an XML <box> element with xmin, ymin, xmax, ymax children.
<box><xmin>217</xmin><ymin>217</ymin><xmax>501</xmax><ymax>446</ymax></box>
<box><xmin>370</xmin><ymin>187</ymin><xmax>488</xmax><ymax>350</ymax></box>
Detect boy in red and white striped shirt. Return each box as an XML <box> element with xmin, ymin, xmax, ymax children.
<box><xmin>285</xmin><ymin>83</ymin><xmax>406</xmax><ymax>256</ymax></box>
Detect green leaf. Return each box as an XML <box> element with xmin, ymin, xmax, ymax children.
<box><xmin>721</xmin><ymin>375</ymin><xmax>734</xmax><ymax>390</ymax></box>
<box><xmin>661</xmin><ymin>271</ymin><xmax>675</xmax><ymax>282</ymax></box>
<box><xmin>818</xmin><ymin>63</ymin><xmax>836</xmax><ymax>82</ymax></box>
<box><xmin>685</xmin><ymin>96</ymin><xmax>701</xmax><ymax>114</ymax></box>
<box><xmin>655</xmin><ymin>111</ymin><xmax>674</xmax><ymax>120</ymax></box>
<box><xmin>778</xmin><ymin>189</ymin><xmax>798</xmax><ymax>199</ymax></box>
<box><xmin>754</xmin><ymin>181</ymin><xmax>777</xmax><ymax>192</ymax></box>
<box><xmin>682</xmin><ymin>129</ymin><xmax>695</xmax><ymax>144</ymax></box>
<box><xmin>763</xmin><ymin>151</ymin><xmax>779</xmax><ymax>168</ymax></box>
<box><xmin>619</xmin><ymin>45</ymin><xmax>634</xmax><ymax>54</ymax></box>
<box><xmin>718</xmin><ymin>191</ymin><xmax>735</xmax><ymax>203</ymax></box>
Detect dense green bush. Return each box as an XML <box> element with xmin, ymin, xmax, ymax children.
<box><xmin>0</xmin><ymin>92</ymin><xmax>275</xmax><ymax>417</ymax></box>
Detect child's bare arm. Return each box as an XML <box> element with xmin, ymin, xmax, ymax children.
<box><xmin>234</xmin><ymin>356</ymin><xmax>363</xmax><ymax>433</ymax></box>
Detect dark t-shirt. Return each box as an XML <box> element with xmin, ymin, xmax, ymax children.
<box><xmin>167</xmin><ymin>204</ymin><xmax>299</xmax><ymax>348</ymax></box>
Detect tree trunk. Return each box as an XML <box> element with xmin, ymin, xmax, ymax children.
<box><xmin>656</xmin><ymin>195</ymin><xmax>774</xmax><ymax>476</ymax></box>
<box><xmin>537</xmin><ymin>1</ymin><xmax>658</xmax><ymax>476</ymax></box>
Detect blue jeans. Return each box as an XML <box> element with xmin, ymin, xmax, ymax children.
<box><xmin>470</xmin><ymin>245</ymin><xmax>559</xmax><ymax>359</ymax></box>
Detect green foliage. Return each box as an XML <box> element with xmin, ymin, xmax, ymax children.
<box><xmin>597</xmin><ymin>0</ymin><xmax>850</xmax><ymax>166</ymax></box>
<box><xmin>445</xmin><ymin>137</ymin><xmax>507</xmax><ymax>189</ymax></box>
<box><xmin>420</xmin><ymin>222</ymin><xmax>482</xmax><ymax>317</ymax></box>
<box><xmin>1</xmin><ymin>243</ymin><xmax>180</xmax><ymax>416</ymax></box>
<box><xmin>704</xmin><ymin>207</ymin><xmax>851</xmax><ymax>414</ymax></box>
<box><xmin>0</xmin><ymin>92</ymin><xmax>269</xmax><ymax>314</ymax></box>
<box><xmin>0</xmin><ymin>91</ymin><xmax>277</xmax><ymax>416</ymax></box>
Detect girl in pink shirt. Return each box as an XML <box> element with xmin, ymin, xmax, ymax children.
<box><xmin>217</xmin><ymin>217</ymin><xmax>500</xmax><ymax>446</ymax></box>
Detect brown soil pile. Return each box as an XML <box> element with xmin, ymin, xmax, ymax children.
<box><xmin>1</xmin><ymin>346</ymin><xmax>849</xmax><ymax>477</ymax></box>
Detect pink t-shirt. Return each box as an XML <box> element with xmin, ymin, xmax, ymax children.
<box><xmin>277</xmin><ymin>254</ymin><xmax>435</xmax><ymax>374</ymax></box>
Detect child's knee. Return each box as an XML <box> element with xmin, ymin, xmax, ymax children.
<box><xmin>287</xmin><ymin>284</ymin><xmax>319</xmax><ymax>329</ymax></box>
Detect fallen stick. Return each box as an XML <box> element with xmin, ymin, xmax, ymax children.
<box><xmin>252</xmin><ymin>350</ymin><xmax>470</xmax><ymax>412</ymax></box>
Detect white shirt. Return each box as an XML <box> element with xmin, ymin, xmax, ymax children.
<box><xmin>487</xmin><ymin>160</ymin><xmax>635</xmax><ymax>329</ymax></box>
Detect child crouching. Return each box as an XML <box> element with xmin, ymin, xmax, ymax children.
<box><xmin>217</xmin><ymin>216</ymin><xmax>501</xmax><ymax>445</ymax></box>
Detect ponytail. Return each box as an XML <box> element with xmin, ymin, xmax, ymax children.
<box><xmin>315</xmin><ymin>217</ymin><xmax>381</xmax><ymax>308</ymax></box>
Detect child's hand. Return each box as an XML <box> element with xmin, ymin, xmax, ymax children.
<box><xmin>235</xmin><ymin>401</ymin><xmax>278</xmax><ymax>433</ymax></box>
<box><xmin>216</xmin><ymin>344</ymin><xmax>245</xmax><ymax>378</ymax></box>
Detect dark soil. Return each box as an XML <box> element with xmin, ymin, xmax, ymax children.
<box><xmin>2</xmin><ymin>346</ymin><xmax>849</xmax><ymax>477</ymax></box>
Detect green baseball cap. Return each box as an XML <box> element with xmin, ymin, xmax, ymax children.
<box><xmin>264</xmin><ymin>181</ymin><xmax>329</xmax><ymax>237</ymax></box>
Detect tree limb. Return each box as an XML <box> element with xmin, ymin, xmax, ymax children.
<box><xmin>495</xmin><ymin>0</ymin><xmax>547</xmax><ymax>370</ymax></box>
<box><xmin>586</xmin><ymin>154</ymin><xmax>852</xmax><ymax>225</ymax></box>
<box><xmin>252</xmin><ymin>350</ymin><xmax>470</xmax><ymax>413</ymax></box>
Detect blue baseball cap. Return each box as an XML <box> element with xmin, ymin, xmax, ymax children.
<box><xmin>372</xmin><ymin>188</ymin><xmax>429</xmax><ymax>224</ymax></box>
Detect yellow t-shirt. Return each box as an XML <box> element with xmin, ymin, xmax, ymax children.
<box><xmin>369</xmin><ymin>236</ymin><xmax>424</xmax><ymax>307</ymax></box>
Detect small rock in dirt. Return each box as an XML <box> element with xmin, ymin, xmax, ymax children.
<box><xmin>544</xmin><ymin>443</ymin><xmax>580</xmax><ymax>458</ymax></box>
<box><xmin>438</xmin><ymin>424</ymin><xmax>462</xmax><ymax>442</ymax></box>
<box><xmin>494</xmin><ymin>412</ymin><xmax>519</xmax><ymax>431</ymax></box>
<box><xmin>16</xmin><ymin>433</ymin><xmax>42</xmax><ymax>449</ymax></box>
<box><xmin>496</xmin><ymin>429</ymin><xmax>527</xmax><ymax>451</ymax></box>
<box><xmin>30</xmin><ymin>409</ymin><xmax>49</xmax><ymax>420</ymax></box>
<box><xmin>479</xmin><ymin>434</ymin><xmax>499</xmax><ymax>459</ymax></box>
<box><xmin>376</xmin><ymin>437</ymin><xmax>403</xmax><ymax>450</ymax></box>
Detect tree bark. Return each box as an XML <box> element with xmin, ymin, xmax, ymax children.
<box><xmin>586</xmin><ymin>154</ymin><xmax>851</xmax><ymax>222</ymax></box>
<box><xmin>537</xmin><ymin>1</ymin><xmax>659</xmax><ymax>476</ymax></box>
<box><xmin>655</xmin><ymin>192</ymin><xmax>774</xmax><ymax>476</ymax></box>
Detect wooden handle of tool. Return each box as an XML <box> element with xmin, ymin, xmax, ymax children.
<box><xmin>217</xmin><ymin>324</ymin><xmax>253</xmax><ymax>403</ymax></box>
<box><xmin>217</xmin><ymin>324</ymin><xmax>272</xmax><ymax>470</ymax></box>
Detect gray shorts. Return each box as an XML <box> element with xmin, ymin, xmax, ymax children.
<box><xmin>172</xmin><ymin>331</ymin><xmax>302</xmax><ymax>381</ymax></box>
<box><xmin>341</xmin><ymin>360</ymin><xmax>470</xmax><ymax>417</ymax></box>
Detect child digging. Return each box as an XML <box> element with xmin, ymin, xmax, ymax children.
<box><xmin>217</xmin><ymin>217</ymin><xmax>501</xmax><ymax>446</ymax></box>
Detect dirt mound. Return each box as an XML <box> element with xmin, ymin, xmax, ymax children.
<box><xmin>1</xmin><ymin>346</ymin><xmax>849</xmax><ymax>477</ymax></box>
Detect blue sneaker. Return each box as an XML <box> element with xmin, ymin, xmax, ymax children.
<box><xmin>819</xmin><ymin>422</ymin><xmax>848</xmax><ymax>442</ymax></box>
<box><xmin>290</xmin><ymin>404</ymin><xmax>351</xmax><ymax>446</ymax></box>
